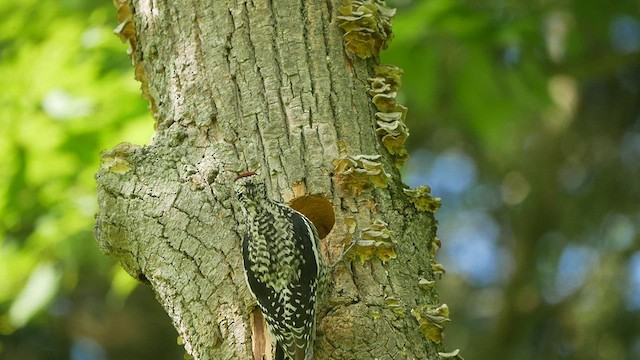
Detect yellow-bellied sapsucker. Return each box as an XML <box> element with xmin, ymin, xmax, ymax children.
<box><xmin>234</xmin><ymin>172</ymin><xmax>327</xmax><ymax>360</ymax></box>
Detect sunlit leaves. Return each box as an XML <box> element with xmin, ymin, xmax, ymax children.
<box><xmin>0</xmin><ymin>0</ymin><xmax>152</xmax><ymax>333</ymax></box>
<box><xmin>8</xmin><ymin>263</ymin><xmax>62</xmax><ymax>328</ymax></box>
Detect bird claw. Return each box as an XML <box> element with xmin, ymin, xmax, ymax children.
<box><xmin>330</xmin><ymin>240</ymin><xmax>357</xmax><ymax>270</ymax></box>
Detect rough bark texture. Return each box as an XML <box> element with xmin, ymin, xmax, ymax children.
<box><xmin>95</xmin><ymin>0</ymin><xmax>442</xmax><ymax>359</ymax></box>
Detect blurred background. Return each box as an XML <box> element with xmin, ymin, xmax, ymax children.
<box><xmin>0</xmin><ymin>0</ymin><xmax>638</xmax><ymax>359</ymax></box>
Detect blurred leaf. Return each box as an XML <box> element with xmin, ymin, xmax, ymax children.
<box><xmin>106</xmin><ymin>265</ymin><xmax>139</xmax><ymax>310</ymax></box>
<box><xmin>8</xmin><ymin>262</ymin><xmax>62</xmax><ymax>329</ymax></box>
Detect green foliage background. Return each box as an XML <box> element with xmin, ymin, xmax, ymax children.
<box><xmin>1</xmin><ymin>0</ymin><xmax>639</xmax><ymax>359</ymax></box>
<box><xmin>0</xmin><ymin>0</ymin><xmax>178</xmax><ymax>358</ymax></box>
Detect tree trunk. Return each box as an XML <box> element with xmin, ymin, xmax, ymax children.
<box><xmin>96</xmin><ymin>0</ymin><xmax>444</xmax><ymax>359</ymax></box>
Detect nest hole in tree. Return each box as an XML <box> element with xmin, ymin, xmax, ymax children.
<box><xmin>288</xmin><ymin>195</ymin><xmax>335</xmax><ymax>239</ymax></box>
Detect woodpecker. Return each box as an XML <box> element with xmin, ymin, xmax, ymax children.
<box><xmin>234</xmin><ymin>172</ymin><xmax>327</xmax><ymax>360</ymax></box>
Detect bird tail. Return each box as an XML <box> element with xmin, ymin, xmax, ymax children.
<box><xmin>276</xmin><ymin>337</ymin><xmax>312</xmax><ymax>360</ymax></box>
<box><xmin>275</xmin><ymin>342</ymin><xmax>285</xmax><ymax>360</ymax></box>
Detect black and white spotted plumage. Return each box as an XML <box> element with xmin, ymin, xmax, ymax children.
<box><xmin>235</xmin><ymin>173</ymin><xmax>327</xmax><ymax>360</ymax></box>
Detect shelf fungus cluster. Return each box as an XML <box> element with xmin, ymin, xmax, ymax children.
<box><xmin>349</xmin><ymin>219</ymin><xmax>397</xmax><ymax>264</ymax></box>
<box><xmin>100</xmin><ymin>142</ymin><xmax>139</xmax><ymax>175</ymax></box>
<box><xmin>337</xmin><ymin>0</ymin><xmax>396</xmax><ymax>59</ymax></box>
<box><xmin>368</xmin><ymin>64</ymin><xmax>409</xmax><ymax>167</ymax></box>
<box><xmin>333</xmin><ymin>154</ymin><xmax>391</xmax><ymax>195</ymax></box>
<box><xmin>403</xmin><ymin>186</ymin><xmax>442</xmax><ymax>213</ymax></box>
<box><xmin>113</xmin><ymin>0</ymin><xmax>157</xmax><ymax>118</ymax></box>
<box><xmin>438</xmin><ymin>349</ymin><xmax>465</xmax><ymax>360</ymax></box>
<box><xmin>411</xmin><ymin>304</ymin><xmax>450</xmax><ymax>344</ymax></box>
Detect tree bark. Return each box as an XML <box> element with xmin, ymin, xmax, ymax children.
<box><xmin>96</xmin><ymin>0</ymin><xmax>443</xmax><ymax>359</ymax></box>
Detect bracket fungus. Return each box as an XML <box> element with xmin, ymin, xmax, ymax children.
<box><xmin>333</xmin><ymin>154</ymin><xmax>391</xmax><ymax>195</ymax></box>
<box><xmin>337</xmin><ymin>0</ymin><xmax>396</xmax><ymax>59</ymax></box>
<box><xmin>403</xmin><ymin>186</ymin><xmax>442</xmax><ymax>213</ymax></box>
<box><xmin>368</xmin><ymin>64</ymin><xmax>409</xmax><ymax>167</ymax></box>
<box><xmin>411</xmin><ymin>304</ymin><xmax>450</xmax><ymax>344</ymax></box>
<box><xmin>350</xmin><ymin>219</ymin><xmax>396</xmax><ymax>264</ymax></box>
